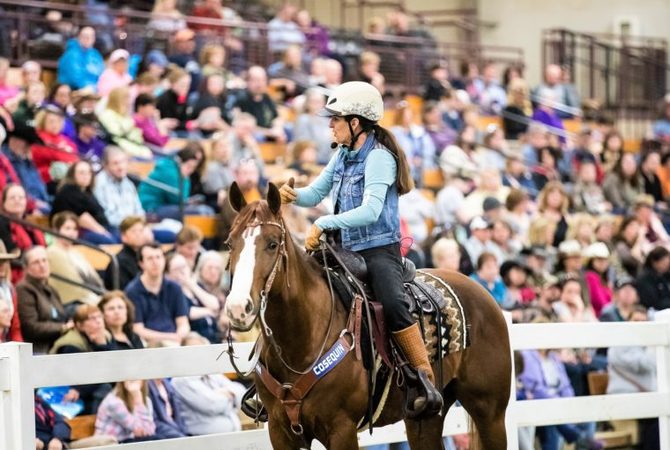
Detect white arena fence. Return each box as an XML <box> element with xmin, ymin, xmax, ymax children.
<box><xmin>2</xmin><ymin>310</ymin><xmax>670</xmax><ymax>450</ymax></box>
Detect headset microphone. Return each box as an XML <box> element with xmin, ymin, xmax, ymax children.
<box><xmin>330</xmin><ymin>142</ymin><xmax>338</xmax><ymax>149</ymax></box>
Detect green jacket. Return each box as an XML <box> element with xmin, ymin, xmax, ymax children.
<box><xmin>138</xmin><ymin>157</ymin><xmax>190</xmax><ymax>212</ymax></box>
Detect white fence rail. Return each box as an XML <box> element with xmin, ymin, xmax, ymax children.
<box><xmin>2</xmin><ymin>311</ymin><xmax>670</xmax><ymax>450</ymax></box>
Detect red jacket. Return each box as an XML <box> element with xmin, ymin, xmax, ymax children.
<box><xmin>30</xmin><ymin>131</ymin><xmax>79</xmax><ymax>183</ymax></box>
<box><xmin>6</xmin><ymin>286</ymin><xmax>23</xmax><ymax>342</ymax></box>
<box><xmin>0</xmin><ymin>153</ymin><xmax>37</xmax><ymax>212</ymax></box>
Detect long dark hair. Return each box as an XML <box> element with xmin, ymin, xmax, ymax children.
<box><xmin>357</xmin><ymin>116</ymin><xmax>414</xmax><ymax>195</ymax></box>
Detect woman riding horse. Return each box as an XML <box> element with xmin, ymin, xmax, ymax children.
<box><xmin>278</xmin><ymin>81</ymin><xmax>442</xmax><ymax>413</ymax></box>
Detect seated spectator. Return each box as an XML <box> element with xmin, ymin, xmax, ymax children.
<box><xmin>0</xmin><ymin>184</ymin><xmax>46</xmax><ymax>283</ymax></box>
<box><xmin>191</xmin><ymin>74</ymin><xmax>230</xmax><ymax>136</ymax></box>
<box><xmin>293</xmin><ymin>88</ymin><xmax>332</xmax><ymax>163</ymax></box>
<box><xmin>46</xmin><ymin>83</ymin><xmax>76</xmax><ymax>139</ymax></box>
<box><xmin>600</xmin><ymin>277</ymin><xmax>638</xmax><ymax>322</ymax></box>
<box><xmin>20</xmin><ymin>61</ymin><xmax>42</xmax><ymax>90</ymax></box>
<box><xmin>288</xmin><ymin>140</ymin><xmax>319</xmax><ymax>177</ymax></box>
<box><xmin>536</xmin><ymin>181</ymin><xmax>569</xmax><ymax>247</ymax></box>
<box><xmin>166</xmin><ymin>253</ymin><xmax>221</xmax><ymax>343</ymax></box>
<box><xmin>137</xmin><ymin>56</ymin><xmax>167</xmax><ymax>93</ymax></box>
<box><xmin>601</xmin><ymin>130</ymin><xmax>624</xmax><ymax>173</ymax></box>
<box><xmin>0</xmin><ymin>57</ymin><xmax>20</xmax><ymax>107</ymax></box>
<box><xmin>653</xmin><ymin>94</ymin><xmax>670</xmax><ymax>146</ymax></box>
<box><xmin>637</xmin><ymin>246</ymin><xmax>670</xmax><ymax>312</ymax></box>
<box><xmin>532</xmin><ymin>64</ymin><xmax>580</xmax><ymax>119</ymax></box>
<box><xmin>93</xmin><ymin>147</ymin><xmax>144</xmax><ymax>228</ymax></box>
<box><xmin>16</xmin><ymin>246</ymin><xmax>72</xmax><ymax>354</ymax></box>
<box><xmin>439</xmin><ymin>125</ymin><xmax>484</xmax><ymax>183</ymax></box>
<box><xmin>523</xmin><ymin>275</ymin><xmax>561</xmax><ymax>323</ymax></box>
<box><xmin>2</xmin><ymin>126</ymin><xmax>50</xmax><ymax>212</ymax></box>
<box><xmin>30</xmin><ymin>105</ymin><xmax>79</xmax><ymax>188</ymax></box>
<box><xmin>96</xmin><ymin>379</ymin><xmax>156</xmax><ymax>443</ymax></box>
<box><xmin>104</xmin><ymin>216</ymin><xmax>148</xmax><ymax>290</ymax></box>
<box><xmin>51</xmin><ymin>160</ymin><xmax>118</xmax><ymax>244</ymax></box>
<box><xmin>57</xmin><ymin>26</ymin><xmax>104</xmax><ymax>91</ymax></box>
<box><xmin>168</xmin><ymin>29</ymin><xmax>201</xmax><ymax>96</ymax></box>
<box><xmin>133</xmin><ymin>93</ymin><xmax>171</xmax><ymax>148</ymax></box>
<box><xmin>125</xmin><ymin>243</ymin><xmax>190</xmax><ymax>345</ymax></box>
<box><xmin>47</xmin><ymin>212</ymin><xmax>104</xmax><ymax>307</ymax></box>
<box><xmin>531</xmin><ymin>146</ymin><xmax>560</xmax><ymax>192</ymax></box>
<box><xmin>531</xmin><ymin>88</ymin><xmax>566</xmax><ymax>145</ymax></box>
<box><xmin>98</xmin><ymin>49</ymin><xmax>133</xmax><ymax>98</ymax></box>
<box><xmin>433</xmin><ymin>172</ymin><xmax>472</xmax><ymax>229</ymax></box>
<box><xmin>267</xmin><ymin>44</ymin><xmax>310</xmax><ymax>99</ymax></box>
<box><xmin>430</xmin><ymin>237</ymin><xmax>461</xmax><ymax>272</ymax></box>
<box><xmin>357</xmin><ymin>51</ymin><xmax>385</xmax><ymax>95</ymax></box>
<box><xmin>639</xmin><ymin>150</ymin><xmax>665</xmax><ymax>206</ymax></box>
<box><xmin>423</xmin><ymin>61</ymin><xmax>451</xmax><ymax>101</ymax></box>
<box><xmin>521</xmin><ymin>122</ymin><xmax>550</xmax><ymax>167</ymax></box>
<box><xmin>148</xmin><ymin>0</ymin><xmax>186</xmax><ymax>32</ymax></box>
<box><xmin>503</xmin><ymin>188</ymin><xmax>532</xmax><ymax>243</ymax></box>
<box><xmin>148</xmin><ymin>378</ymin><xmax>187</xmax><ymax>439</ymax></box>
<box><xmin>99</xmin><ymin>290</ymin><xmax>144</xmax><ymax>350</ymax></box>
<box><xmin>321</xmin><ymin>58</ymin><xmax>342</xmax><ymax>90</ymax></box>
<box><xmin>49</xmin><ymin>304</ymin><xmax>114</xmax><ymax>413</ymax></box>
<box><xmin>391</xmin><ymin>101</ymin><xmax>436</xmax><ymax>187</ymax></box>
<box><xmin>12</xmin><ymin>81</ymin><xmax>45</xmax><ymax>138</ymax></box>
<box><xmin>36</xmin><ymin>394</ymin><xmax>117</xmax><ymax>449</ymax></box>
<box><xmin>479</xmin><ymin>63</ymin><xmax>507</xmax><ymax>115</ymax></box>
<box><xmin>72</xmin><ymin>113</ymin><xmax>106</xmax><ymax>168</ymax></box>
<box><xmin>194</xmin><ymin>250</ymin><xmax>228</xmax><ymax>309</ymax></box>
<box><xmin>172</xmin><ymin>332</ymin><xmax>246</xmax><ymax>435</ymax></box>
<box><xmin>490</xmin><ymin>218</ymin><xmax>520</xmax><ymax>263</ymax></box>
<box><xmin>567</xmin><ymin>213</ymin><xmax>596</xmax><ymax>249</ymax></box>
<box><xmin>233</xmin><ymin>66</ymin><xmax>286</xmax><ymax>142</ymax></box>
<box><xmin>202</xmin><ymin>133</ymin><xmax>234</xmax><ymax>208</ymax></box>
<box><xmin>634</xmin><ymin>194</ymin><xmax>670</xmax><ymax>249</ymax></box>
<box><xmin>189</xmin><ymin>0</ymin><xmax>241</xmax><ymax>33</ymax></box>
<box><xmin>502</xmin><ymin>78</ymin><xmax>531</xmax><ymax>140</ymax></box>
<box><xmin>422</xmin><ymin>100</ymin><xmax>456</xmax><ymax>157</ymax></box>
<box><xmin>98</xmin><ymin>87</ymin><xmax>153</xmax><ymax>159</ymax></box>
<box><xmin>470</xmin><ymin>252</ymin><xmax>506</xmax><ymax>306</ymax></box>
<box><xmin>200</xmin><ymin>44</ymin><xmax>228</xmax><ymax>80</ymax></box>
<box><xmin>156</xmin><ymin>67</ymin><xmax>192</xmax><ymax>136</ymax></box>
<box><xmin>174</xmin><ymin>225</ymin><xmax>203</xmax><ymax>271</ymax></box>
<box><xmin>612</xmin><ymin>217</ymin><xmax>644</xmax><ymax>278</ymax></box>
<box><xmin>139</xmin><ymin>145</ymin><xmax>209</xmax><ymax>220</ymax></box>
<box><xmin>572</xmin><ymin>161</ymin><xmax>611</xmax><ymax>214</ymax></box>
<box><xmin>462</xmin><ymin>169</ymin><xmax>510</xmax><ymax>223</ymax></box>
<box><xmin>480</xmin><ymin>125</ymin><xmax>510</xmax><ymax>172</ymax></box>
<box><xmin>0</xmin><ymin>241</ymin><xmax>21</xmax><ymax>342</ymax></box>
<box><xmin>555</xmin><ymin>239</ymin><xmax>586</xmax><ymax>289</ymax></box>
<box><xmin>553</xmin><ymin>275</ymin><xmax>597</xmax><ymax>323</ymax></box>
<box><xmin>602</xmin><ymin>152</ymin><xmax>643</xmax><ymax>214</ymax></box>
<box><xmin>502</xmin><ymin>155</ymin><xmax>536</xmax><ymax>199</ymax></box>
<box><xmin>267</xmin><ymin>2</ymin><xmax>305</xmax><ymax>55</ymax></box>
<box><xmin>296</xmin><ymin>9</ymin><xmax>329</xmax><ymax>58</ymax></box>
<box><xmin>583</xmin><ymin>242</ymin><xmax>613</xmax><ymax>318</ymax></box>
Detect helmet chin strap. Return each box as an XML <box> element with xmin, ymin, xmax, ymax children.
<box><xmin>345</xmin><ymin>117</ymin><xmax>366</xmax><ymax>150</ymax></box>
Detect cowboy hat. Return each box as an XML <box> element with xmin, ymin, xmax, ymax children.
<box><xmin>0</xmin><ymin>240</ymin><xmax>19</xmax><ymax>260</ymax></box>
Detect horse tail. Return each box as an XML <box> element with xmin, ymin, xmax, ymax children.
<box><xmin>468</xmin><ymin>416</ymin><xmax>481</xmax><ymax>450</ymax></box>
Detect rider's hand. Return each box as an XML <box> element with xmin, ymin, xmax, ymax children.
<box><xmin>305</xmin><ymin>224</ymin><xmax>323</xmax><ymax>251</ymax></box>
<box><xmin>279</xmin><ymin>178</ymin><xmax>297</xmax><ymax>204</ymax></box>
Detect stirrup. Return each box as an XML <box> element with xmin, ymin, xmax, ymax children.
<box><xmin>401</xmin><ymin>366</ymin><xmax>443</xmax><ymax>419</ymax></box>
<box><xmin>241</xmin><ymin>384</ymin><xmax>268</xmax><ymax>422</ymax></box>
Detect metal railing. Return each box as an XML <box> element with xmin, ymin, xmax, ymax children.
<box><xmin>0</xmin><ymin>212</ymin><xmax>120</xmax><ymax>289</ymax></box>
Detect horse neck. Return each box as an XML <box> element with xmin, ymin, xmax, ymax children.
<box><xmin>262</xmin><ymin>239</ymin><xmax>346</xmax><ymax>374</ymax></box>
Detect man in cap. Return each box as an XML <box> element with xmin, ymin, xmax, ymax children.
<box><xmin>464</xmin><ymin>216</ymin><xmax>497</xmax><ymax>267</ymax></box>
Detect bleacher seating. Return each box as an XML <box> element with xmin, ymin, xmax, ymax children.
<box><xmin>184</xmin><ymin>215</ymin><xmax>219</xmax><ymax>239</ymax></box>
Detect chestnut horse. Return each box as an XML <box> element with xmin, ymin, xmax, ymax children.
<box><xmin>224</xmin><ymin>182</ymin><xmax>511</xmax><ymax>450</ymax></box>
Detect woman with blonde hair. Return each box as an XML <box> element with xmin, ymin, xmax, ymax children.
<box><xmin>536</xmin><ymin>181</ymin><xmax>570</xmax><ymax>247</ymax></box>
<box><xmin>98</xmin><ymin>87</ymin><xmax>152</xmax><ymax>158</ymax></box>
<box><xmin>95</xmin><ymin>379</ymin><xmax>156</xmax><ymax>443</ymax></box>
<box><xmin>502</xmin><ymin>78</ymin><xmax>531</xmax><ymax>140</ymax></box>
<box><xmin>566</xmin><ymin>213</ymin><xmax>596</xmax><ymax>249</ymax></box>
<box><xmin>148</xmin><ymin>0</ymin><xmax>186</xmax><ymax>32</ymax></box>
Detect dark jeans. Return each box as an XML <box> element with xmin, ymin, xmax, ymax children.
<box><xmin>358</xmin><ymin>242</ymin><xmax>413</xmax><ymax>332</ymax></box>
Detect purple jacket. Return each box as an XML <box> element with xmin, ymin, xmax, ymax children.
<box><xmin>519</xmin><ymin>350</ymin><xmax>574</xmax><ymax>400</ymax></box>
<box><xmin>532</xmin><ymin>109</ymin><xmax>566</xmax><ymax>144</ymax></box>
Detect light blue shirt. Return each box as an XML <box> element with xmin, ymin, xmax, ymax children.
<box><xmin>296</xmin><ymin>146</ymin><xmax>396</xmax><ymax>231</ymax></box>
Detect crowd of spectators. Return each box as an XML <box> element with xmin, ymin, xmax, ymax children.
<box><xmin>0</xmin><ymin>0</ymin><xmax>669</xmax><ymax>449</ymax></box>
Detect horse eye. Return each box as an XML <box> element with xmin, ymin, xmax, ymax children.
<box><xmin>267</xmin><ymin>241</ymin><xmax>278</xmax><ymax>251</ymax></box>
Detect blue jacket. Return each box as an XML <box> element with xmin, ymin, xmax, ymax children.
<box><xmin>139</xmin><ymin>157</ymin><xmax>190</xmax><ymax>213</ymax></box>
<box><xmin>148</xmin><ymin>379</ymin><xmax>188</xmax><ymax>439</ymax></box>
<box><xmin>57</xmin><ymin>38</ymin><xmax>105</xmax><ymax>90</ymax></box>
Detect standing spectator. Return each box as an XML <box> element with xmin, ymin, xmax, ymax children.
<box><xmin>148</xmin><ymin>378</ymin><xmax>187</xmax><ymax>439</ymax></box>
<box><xmin>133</xmin><ymin>93</ymin><xmax>172</xmax><ymax>148</ymax></box>
<box><xmin>0</xmin><ymin>240</ymin><xmax>21</xmax><ymax>342</ymax></box>
<box><xmin>607</xmin><ymin>305</ymin><xmax>658</xmax><ymax>450</ymax></box>
<box><xmin>51</xmin><ymin>160</ymin><xmax>117</xmax><ymax>244</ymax></box>
<box><xmin>30</xmin><ymin>105</ymin><xmax>79</xmax><ymax>188</ymax></box>
<box><xmin>148</xmin><ymin>0</ymin><xmax>186</xmax><ymax>32</ymax></box>
<box><xmin>156</xmin><ymin>68</ymin><xmax>192</xmax><ymax>135</ymax></box>
<box><xmin>637</xmin><ymin>246</ymin><xmax>670</xmax><ymax>312</ymax></box>
<box><xmin>104</xmin><ymin>216</ymin><xmax>148</xmax><ymax>290</ymax></box>
<box><xmin>99</xmin><ymin>291</ymin><xmax>144</xmax><ymax>350</ymax></box>
<box><xmin>502</xmin><ymin>78</ymin><xmax>531</xmax><ymax>140</ymax></box>
<box><xmin>168</xmin><ymin>29</ymin><xmax>201</xmax><ymax>95</ymax></box>
<box><xmin>470</xmin><ymin>252</ymin><xmax>506</xmax><ymax>306</ymax></box>
<box><xmin>172</xmin><ymin>332</ymin><xmax>246</xmax><ymax>435</ymax></box>
<box><xmin>124</xmin><ymin>243</ymin><xmax>190</xmax><ymax>344</ymax></box>
<box><xmin>72</xmin><ymin>113</ymin><xmax>106</xmax><ymax>167</ymax></box>
<box><xmin>600</xmin><ymin>277</ymin><xmax>639</xmax><ymax>322</ymax></box>
<box><xmin>583</xmin><ymin>242</ymin><xmax>613</xmax><ymax>318</ymax></box>
<box><xmin>602</xmin><ymin>152</ymin><xmax>643</xmax><ymax>214</ymax></box>
<box><xmin>98</xmin><ymin>87</ymin><xmax>153</xmax><ymax>159</ymax></box>
<box><xmin>16</xmin><ymin>246</ymin><xmax>73</xmax><ymax>354</ymax></box>
<box><xmin>2</xmin><ymin>126</ymin><xmax>50</xmax><ymax>212</ymax></box>
<box><xmin>391</xmin><ymin>102</ymin><xmax>436</xmax><ymax>187</ymax></box>
<box><xmin>47</xmin><ymin>212</ymin><xmax>104</xmax><ymax>307</ymax></box>
<box><xmin>267</xmin><ymin>3</ymin><xmax>305</xmax><ymax>55</ymax></box>
<box><xmin>98</xmin><ymin>49</ymin><xmax>133</xmax><ymax>98</ymax></box>
<box><xmin>653</xmin><ymin>94</ymin><xmax>670</xmax><ymax>146</ymax></box>
<box><xmin>0</xmin><ymin>184</ymin><xmax>46</xmax><ymax>283</ymax></box>
<box><xmin>57</xmin><ymin>26</ymin><xmax>104</xmax><ymax>90</ymax></box>
<box><xmin>233</xmin><ymin>66</ymin><xmax>286</xmax><ymax>142</ymax></box>
<box><xmin>95</xmin><ymin>380</ymin><xmax>156</xmax><ymax>443</ymax></box>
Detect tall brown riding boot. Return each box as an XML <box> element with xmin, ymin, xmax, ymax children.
<box><xmin>392</xmin><ymin>322</ymin><xmax>443</xmax><ymax>417</ymax></box>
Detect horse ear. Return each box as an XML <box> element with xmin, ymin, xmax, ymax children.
<box><xmin>229</xmin><ymin>182</ymin><xmax>247</xmax><ymax>213</ymax></box>
<box><xmin>267</xmin><ymin>182</ymin><xmax>281</xmax><ymax>215</ymax></box>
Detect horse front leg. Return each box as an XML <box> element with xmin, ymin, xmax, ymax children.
<box><xmin>324</xmin><ymin>420</ymin><xmax>359</xmax><ymax>450</ymax></box>
<box><xmin>268</xmin><ymin>420</ymin><xmax>311</xmax><ymax>450</ymax></box>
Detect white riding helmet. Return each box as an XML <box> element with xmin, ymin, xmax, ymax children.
<box><xmin>320</xmin><ymin>81</ymin><xmax>384</xmax><ymax>122</ymax></box>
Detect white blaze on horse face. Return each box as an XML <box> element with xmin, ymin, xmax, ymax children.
<box><xmin>225</xmin><ymin>226</ymin><xmax>260</xmax><ymax>326</ymax></box>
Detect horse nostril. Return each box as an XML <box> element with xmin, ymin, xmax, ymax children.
<box><xmin>240</xmin><ymin>312</ymin><xmax>247</xmax><ymax>319</ymax></box>
<box><xmin>245</xmin><ymin>301</ymin><xmax>254</xmax><ymax>314</ymax></box>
